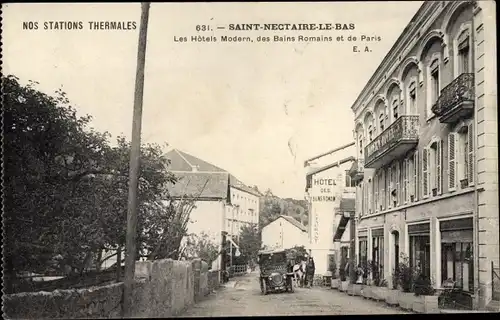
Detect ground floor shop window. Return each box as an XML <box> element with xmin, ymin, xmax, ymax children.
<box><xmin>409</xmin><ymin>235</ymin><xmax>431</xmax><ymax>278</ymax></box>
<box><xmin>440</xmin><ymin>218</ymin><xmax>474</xmax><ymax>292</ymax></box>
<box><xmin>372</xmin><ymin>229</ymin><xmax>384</xmax><ymax>280</ymax></box>
<box><xmin>358</xmin><ymin>237</ymin><xmax>368</xmax><ymax>280</ymax></box>
<box><xmin>408</xmin><ymin>223</ymin><xmax>431</xmax><ymax>279</ymax></box>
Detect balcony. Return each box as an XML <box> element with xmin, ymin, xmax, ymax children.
<box><xmin>364</xmin><ymin>115</ymin><xmax>419</xmax><ymax>169</ymax></box>
<box><xmin>348</xmin><ymin>159</ymin><xmax>364</xmax><ymax>182</ymax></box>
<box><xmin>431</xmin><ymin>73</ymin><xmax>475</xmax><ymax>124</ymax></box>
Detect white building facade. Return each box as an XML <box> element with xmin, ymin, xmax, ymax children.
<box><xmin>261</xmin><ymin>215</ymin><xmax>308</xmax><ymax>250</ymax></box>
<box><xmin>348</xmin><ymin>1</ymin><xmax>498</xmax><ymax>310</ymax></box>
<box><xmin>305</xmin><ymin>156</ymin><xmax>356</xmax><ymax>275</ymax></box>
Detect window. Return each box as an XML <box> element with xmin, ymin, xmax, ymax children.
<box><xmin>408</xmin><ymin>82</ymin><xmax>417</xmax><ymax>115</ymax></box>
<box><xmin>392</xmin><ymin>98</ymin><xmax>399</xmax><ymax>121</ymax></box>
<box><xmin>368</xmin><ymin>125</ymin><xmax>373</xmax><ymax>142</ymax></box>
<box><xmin>440</xmin><ymin>218</ymin><xmax>474</xmax><ymax>292</ymax></box>
<box><xmin>379</xmin><ymin>113</ymin><xmax>385</xmax><ymax>132</ymax></box>
<box><xmin>426</xmin><ymin>141</ymin><xmax>442</xmax><ymax>197</ymax></box>
<box><xmin>359</xmin><ymin>138</ymin><xmax>363</xmax><ymax>156</ymax></box>
<box><xmin>457</xmin><ymin>29</ymin><xmax>471</xmax><ymax>74</ymax></box>
<box><xmin>410</xmin><ymin>235</ymin><xmax>431</xmax><ymax>278</ymax></box>
<box><xmin>430</xmin><ymin>59</ymin><xmax>440</xmax><ymax>104</ymax></box>
<box><xmin>372</xmin><ymin>230</ymin><xmax>384</xmax><ymax>280</ymax></box>
<box><xmin>345</xmin><ymin>171</ymin><xmax>356</xmax><ymax>187</ymax></box>
<box><xmin>450</xmin><ymin>123</ymin><xmax>474</xmax><ymax>191</ymax></box>
<box><xmin>359</xmin><ymin>237</ymin><xmax>368</xmax><ymax>278</ymax></box>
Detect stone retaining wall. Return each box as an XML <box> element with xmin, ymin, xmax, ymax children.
<box><xmin>4</xmin><ymin>259</ymin><xmax>219</xmax><ymax>319</ymax></box>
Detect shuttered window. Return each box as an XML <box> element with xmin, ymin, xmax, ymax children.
<box><xmin>448</xmin><ymin>133</ymin><xmax>459</xmax><ymax>191</ymax></box>
<box><xmin>403</xmin><ymin>158</ymin><xmax>409</xmax><ymax>203</ymax></box>
<box><xmin>387</xmin><ymin>166</ymin><xmax>392</xmax><ymax>208</ymax></box>
<box><xmin>438</xmin><ymin>140</ymin><xmax>443</xmax><ymax>194</ymax></box>
<box><xmin>413</xmin><ymin>151</ymin><xmax>418</xmax><ymax>201</ymax></box>
<box><xmin>467</xmin><ymin>123</ymin><xmax>474</xmax><ymax>186</ymax></box>
<box><xmin>422</xmin><ymin>148</ymin><xmax>429</xmax><ymax>198</ymax></box>
<box><xmin>380</xmin><ymin>170</ymin><xmax>385</xmax><ymax>211</ymax></box>
<box><xmin>396</xmin><ymin>161</ymin><xmax>401</xmax><ymax>206</ymax></box>
<box><xmin>374</xmin><ymin>173</ymin><xmax>379</xmax><ymax>212</ymax></box>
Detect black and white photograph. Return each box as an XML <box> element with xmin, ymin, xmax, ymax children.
<box><xmin>2</xmin><ymin>1</ymin><xmax>498</xmax><ymax>318</ymax></box>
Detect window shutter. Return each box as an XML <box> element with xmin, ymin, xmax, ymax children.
<box><xmin>414</xmin><ymin>150</ymin><xmax>419</xmax><ymax>200</ymax></box>
<box><xmin>437</xmin><ymin>140</ymin><xmax>442</xmax><ymax>194</ymax></box>
<box><xmin>403</xmin><ymin>158</ymin><xmax>410</xmax><ymax>203</ymax></box>
<box><xmin>448</xmin><ymin>133</ymin><xmax>458</xmax><ymax>191</ymax></box>
<box><xmin>468</xmin><ymin>123</ymin><xmax>474</xmax><ymax>186</ymax></box>
<box><xmin>381</xmin><ymin>170</ymin><xmax>385</xmax><ymax>210</ymax></box>
<box><xmin>396</xmin><ymin>161</ymin><xmax>400</xmax><ymax>206</ymax></box>
<box><xmin>422</xmin><ymin>148</ymin><xmax>429</xmax><ymax>198</ymax></box>
<box><xmin>387</xmin><ymin>166</ymin><xmax>392</xmax><ymax>208</ymax></box>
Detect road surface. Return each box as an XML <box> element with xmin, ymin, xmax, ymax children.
<box><xmin>181</xmin><ymin>272</ymin><xmax>409</xmax><ymax>316</ymax></box>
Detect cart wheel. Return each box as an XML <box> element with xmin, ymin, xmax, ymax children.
<box><xmin>260</xmin><ymin>279</ymin><xmax>268</xmax><ymax>295</ymax></box>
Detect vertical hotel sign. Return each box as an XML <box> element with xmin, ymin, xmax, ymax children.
<box><xmin>311</xmin><ymin>177</ymin><xmax>336</xmax><ymax>245</ymax></box>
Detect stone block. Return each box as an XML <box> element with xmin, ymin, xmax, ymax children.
<box><xmin>135</xmin><ymin>260</ymin><xmax>153</xmax><ymax>280</ymax></box>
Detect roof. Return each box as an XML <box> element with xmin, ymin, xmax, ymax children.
<box><xmin>306</xmin><ymin>156</ymin><xmax>356</xmax><ymax>178</ymax></box>
<box><xmin>265</xmin><ymin>215</ymin><xmax>307</xmax><ymax>232</ymax></box>
<box><xmin>166</xmin><ymin>171</ymin><xmax>229</xmax><ymax>199</ymax></box>
<box><xmin>339</xmin><ymin>198</ymin><xmax>356</xmax><ymax>212</ymax></box>
<box><xmin>165</xmin><ymin>149</ymin><xmax>261</xmax><ymax>198</ymax></box>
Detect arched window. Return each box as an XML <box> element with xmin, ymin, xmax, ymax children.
<box><xmin>430</xmin><ymin>59</ymin><xmax>440</xmax><ymax>104</ymax></box>
<box><xmin>379</xmin><ymin>112</ymin><xmax>385</xmax><ymax>132</ymax></box>
<box><xmin>407</xmin><ymin>81</ymin><xmax>417</xmax><ymax>115</ymax></box>
<box><xmin>392</xmin><ymin>98</ymin><xmax>399</xmax><ymax>121</ymax></box>
<box><xmin>457</xmin><ymin>29</ymin><xmax>471</xmax><ymax>74</ymax></box>
<box><xmin>427</xmin><ymin>57</ymin><xmax>441</xmax><ymax>118</ymax></box>
<box><xmin>368</xmin><ymin>125</ymin><xmax>373</xmax><ymax>142</ymax></box>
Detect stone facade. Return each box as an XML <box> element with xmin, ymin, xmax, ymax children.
<box><xmin>348</xmin><ymin>1</ymin><xmax>497</xmax><ymax>309</ymax></box>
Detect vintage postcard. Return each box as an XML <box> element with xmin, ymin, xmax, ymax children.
<box><xmin>2</xmin><ymin>1</ymin><xmax>498</xmax><ymax>318</ymax></box>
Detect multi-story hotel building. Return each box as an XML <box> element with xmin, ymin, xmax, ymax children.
<box><xmin>346</xmin><ymin>1</ymin><xmax>497</xmax><ymax>309</ymax></box>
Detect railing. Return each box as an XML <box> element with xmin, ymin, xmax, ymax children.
<box><xmin>229</xmin><ymin>265</ymin><xmax>248</xmax><ymax>277</ymax></box>
<box><xmin>364</xmin><ymin>115</ymin><xmax>419</xmax><ymax>166</ymax></box>
<box><xmin>432</xmin><ymin>73</ymin><xmax>475</xmax><ymax>116</ymax></box>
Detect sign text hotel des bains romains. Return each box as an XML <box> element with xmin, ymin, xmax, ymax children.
<box><xmin>312</xmin><ymin>178</ymin><xmax>336</xmax><ymax>202</ymax></box>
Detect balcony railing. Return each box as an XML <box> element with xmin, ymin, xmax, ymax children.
<box><xmin>431</xmin><ymin>73</ymin><xmax>475</xmax><ymax>123</ymax></box>
<box><xmin>364</xmin><ymin>115</ymin><xmax>419</xmax><ymax>169</ymax></box>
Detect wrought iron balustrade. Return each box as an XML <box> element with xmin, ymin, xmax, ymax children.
<box><xmin>432</xmin><ymin>73</ymin><xmax>475</xmax><ymax>122</ymax></box>
<box><xmin>364</xmin><ymin>115</ymin><xmax>419</xmax><ymax>168</ymax></box>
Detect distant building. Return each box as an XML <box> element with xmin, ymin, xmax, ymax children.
<box><xmin>261</xmin><ymin>215</ymin><xmax>308</xmax><ymax>250</ymax></box>
<box><xmin>165</xmin><ymin>149</ymin><xmax>261</xmax><ymax>270</ymax></box>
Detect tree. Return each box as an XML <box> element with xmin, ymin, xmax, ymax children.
<box><xmin>238</xmin><ymin>223</ymin><xmax>262</xmax><ymax>263</ymax></box>
<box><xmin>180</xmin><ymin>232</ymin><xmax>219</xmax><ymax>268</ymax></box>
<box><xmin>3</xmin><ymin>75</ymin><xmax>185</xmax><ymax>291</ymax></box>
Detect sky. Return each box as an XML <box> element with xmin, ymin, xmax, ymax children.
<box><xmin>3</xmin><ymin>2</ymin><xmax>423</xmax><ymax>199</ymax></box>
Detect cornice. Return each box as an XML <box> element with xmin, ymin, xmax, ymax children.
<box><xmin>351</xmin><ymin>1</ymin><xmax>446</xmax><ymax>116</ymax></box>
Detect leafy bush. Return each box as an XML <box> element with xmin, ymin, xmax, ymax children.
<box><xmin>413</xmin><ymin>272</ymin><xmax>435</xmax><ymax>296</ymax></box>
<box><xmin>396</xmin><ymin>253</ymin><xmax>414</xmax><ymax>292</ymax></box>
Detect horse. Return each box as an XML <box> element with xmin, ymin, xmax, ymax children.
<box><xmin>292</xmin><ymin>260</ymin><xmax>307</xmax><ymax>287</ymax></box>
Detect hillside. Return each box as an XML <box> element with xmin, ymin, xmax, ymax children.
<box><xmin>258</xmin><ymin>189</ymin><xmax>309</xmax><ymax>229</ymax></box>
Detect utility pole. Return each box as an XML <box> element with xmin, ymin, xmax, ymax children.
<box><xmin>122</xmin><ymin>2</ymin><xmax>150</xmax><ymax>318</ymax></box>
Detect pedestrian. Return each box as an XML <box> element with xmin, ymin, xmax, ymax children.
<box><xmin>305</xmin><ymin>257</ymin><xmax>315</xmax><ymax>288</ymax></box>
<box><xmin>356</xmin><ymin>264</ymin><xmax>364</xmax><ymax>284</ymax></box>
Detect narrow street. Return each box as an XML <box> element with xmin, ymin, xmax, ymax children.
<box><xmin>181</xmin><ymin>272</ymin><xmax>409</xmax><ymax>316</ymax></box>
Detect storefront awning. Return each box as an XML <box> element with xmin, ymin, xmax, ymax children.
<box><xmin>333</xmin><ymin>198</ymin><xmax>356</xmax><ymax>242</ymax></box>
